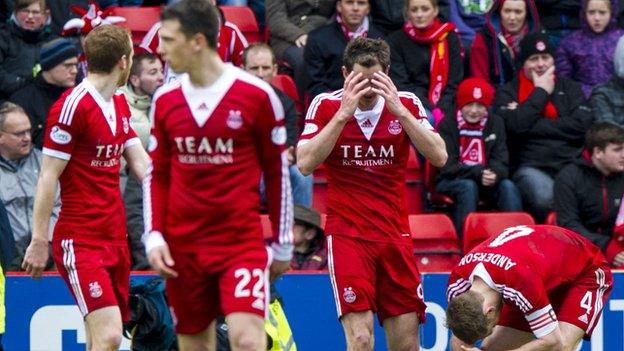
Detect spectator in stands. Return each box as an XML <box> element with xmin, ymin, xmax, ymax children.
<box><xmin>369</xmin><ymin>0</ymin><xmax>406</xmax><ymax>35</ymax></box>
<box><xmin>591</xmin><ymin>36</ymin><xmax>624</xmax><ymax>127</ymax></box>
<box><xmin>242</xmin><ymin>43</ymin><xmax>313</xmax><ymax>206</ymax></box>
<box><xmin>555</xmin><ymin>0</ymin><xmax>623</xmax><ymax>98</ymax></box>
<box><xmin>140</xmin><ymin>0</ymin><xmax>248</xmax><ymax>82</ymax></box>
<box><xmin>61</xmin><ymin>2</ymin><xmax>126</xmax><ymax>81</ymax></box>
<box><xmin>387</xmin><ymin>0</ymin><xmax>464</xmax><ymax>124</ymax></box>
<box><xmin>438</xmin><ymin>0</ymin><xmax>492</xmax><ymax>49</ymax></box>
<box><xmin>437</xmin><ymin>78</ymin><xmax>522</xmax><ymax>236</ymax></box>
<box><xmin>305</xmin><ymin>0</ymin><xmax>385</xmax><ymax>98</ymax></box>
<box><xmin>535</xmin><ymin>0</ymin><xmax>581</xmax><ymax>47</ymax></box>
<box><xmin>554</xmin><ymin>122</ymin><xmax>624</xmax><ymax>266</ymax></box>
<box><xmin>470</xmin><ymin>0</ymin><xmax>541</xmax><ymax>87</ymax></box>
<box><xmin>609</xmin><ymin>195</ymin><xmax>624</xmax><ymax>268</ymax></box>
<box><xmin>10</xmin><ymin>38</ymin><xmax>77</xmax><ymax>149</ymax></box>
<box><xmin>265</xmin><ymin>0</ymin><xmax>335</xmax><ymax>98</ymax></box>
<box><xmin>291</xmin><ymin>205</ymin><xmax>327</xmax><ymax>270</ymax></box>
<box><xmin>0</xmin><ymin>102</ymin><xmax>58</xmax><ymax>271</ymax></box>
<box><xmin>493</xmin><ymin>32</ymin><xmax>593</xmax><ymax>222</ymax></box>
<box><xmin>0</xmin><ymin>0</ymin><xmax>55</xmax><ymax>102</ymax></box>
<box><xmin>119</xmin><ymin>50</ymin><xmax>163</xmax><ymax>270</ymax></box>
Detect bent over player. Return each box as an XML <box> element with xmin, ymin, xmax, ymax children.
<box><xmin>447</xmin><ymin>225</ymin><xmax>613</xmax><ymax>351</ymax></box>
<box><xmin>297</xmin><ymin>38</ymin><xmax>447</xmax><ymax>351</ymax></box>
<box><xmin>143</xmin><ymin>1</ymin><xmax>293</xmax><ymax>351</ymax></box>
<box><xmin>22</xmin><ymin>25</ymin><xmax>150</xmax><ymax>351</ymax></box>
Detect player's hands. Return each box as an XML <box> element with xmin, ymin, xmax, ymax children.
<box><xmin>286</xmin><ymin>146</ymin><xmax>295</xmax><ymax>166</ymax></box>
<box><xmin>371</xmin><ymin>71</ymin><xmax>409</xmax><ymax>118</ymax></box>
<box><xmin>531</xmin><ymin>65</ymin><xmax>555</xmax><ymax>95</ymax></box>
<box><xmin>295</xmin><ymin>34</ymin><xmax>308</xmax><ymax>47</ymax></box>
<box><xmin>269</xmin><ymin>259</ymin><xmax>290</xmax><ymax>282</ymax></box>
<box><xmin>22</xmin><ymin>237</ymin><xmax>49</xmax><ymax>279</ymax></box>
<box><xmin>337</xmin><ymin>71</ymin><xmax>371</xmax><ymax>122</ymax></box>
<box><xmin>148</xmin><ymin>244</ymin><xmax>179</xmax><ymax>278</ymax></box>
<box><xmin>481</xmin><ymin>169</ymin><xmax>497</xmax><ymax>187</ymax></box>
<box><xmin>614</xmin><ymin>251</ymin><xmax>624</xmax><ymax>266</ymax></box>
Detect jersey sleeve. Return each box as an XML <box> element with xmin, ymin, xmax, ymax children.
<box><xmin>297</xmin><ymin>94</ymin><xmax>333</xmax><ymax>147</ymax></box>
<box><xmin>504</xmin><ymin>268</ymin><xmax>558</xmax><ymax>338</ymax></box>
<box><xmin>399</xmin><ymin>92</ymin><xmax>434</xmax><ymax>131</ymax></box>
<box><xmin>42</xmin><ymin>90</ymin><xmax>85</xmax><ymax>160</ymax></box>
<box><xmin>230</xmin><ymin>23</ymin><xmax>248</xmax><ymax>67</ymax></box>
<box><xmin>117</xmin><ymin>94</ymin><xmax>141</xmax><ymax>148</ymax></box>
<box><xmin>143</xmin><ymin>94</ymin><xmax>171</xmax><ymax>247</ymax></box>
<box><xmin>254</xmin><ymin>89</ymin><xmax>294</xmax><ymax>260</ymax></box>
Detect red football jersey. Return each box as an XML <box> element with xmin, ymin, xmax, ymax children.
<box><xmin>447</xmin><ymin>225</ymin><xmax>608</xmax><ymax>338</ymax></box>
<box><xmin>299</xmin><ymin>90</ymin><xmax>432</xmax><ymax>243</ymax></box>
<box><xmin>43</xmin><ymin>79</ymin><xmax>140</xmax><ymax>245</ymax></box>
<box><xmin>141</xmin><ymin>20</ymin><xmax>248</xmax><ymax>68</ymax></box>
<box><xmin>145</xmin><ymin>66</ymin><xmax>293</xmax><ymax>257</ymax></box>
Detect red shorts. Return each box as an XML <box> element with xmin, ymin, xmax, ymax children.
<box><xmin>52</xmin><ymin>239</ymin><xmax>130</xmax><ymax>322</ymax></box>
<box><xmin>166</xmin><ymin>246</ymin><xmax>271</xmax><ymax>335</ymax></box>
<box><xmin>327</xmin><ymin>235</ymin><xmax>426</xmax><ymax>324</ymax></box>
<box><xmin>498</xmin><ymin>263</ymin><xmax>613</xmax><ymax>338</ymax></box>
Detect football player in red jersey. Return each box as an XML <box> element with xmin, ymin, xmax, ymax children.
<box><xmin>297</xmin><ymin>37</ymin><xmax>446</xmax><ymax>351</ymax></box>
<box><xmin>22</xmin><ymin>25</ymin><xmax>150</xmax><ymax>351</ymax></box>
<box><xmin>447</xmin><ymin>225</ymin><xmax>613</xmax><ymax>351</ymax></box>
<box><xmin>144</xmin><ymin>1</ymin><xmax>293</xmax><ymax>350</ymax></box>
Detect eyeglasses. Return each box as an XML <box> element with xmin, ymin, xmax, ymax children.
<box><xmin>17</xmin><ymin>9</ymin><xmax>43</xmax><ymax>17</ymax></box>
<box><xmin>1</xmin><ymin>129</ymin><xmax>31</xmax><ymax>138</ymax></box>
<box><xmin>62</xmin><ymin>63</ymin><xmax>79</xmax><ymax>70</ymax></box>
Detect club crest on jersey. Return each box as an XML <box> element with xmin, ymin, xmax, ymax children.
<box><xmin>122</xmin><ymin>116</ymin><xmax>129</xmax><ymax>134</ymax></box>
<box><xmin>89</xmin><ymin>281</ymin><xmax>103</xmax><ymax>298</ymax></box>
<box><xmin>388</xmin><ymin>120</ymin><xmax>402</xmax><ymax>135</ymax></box>
<box><xmin>343</xmin><ymin>287</ymin><xmax>356</xmax><ymax>304</ymax></box>
<box><xmin>227</xmin><ymin>110</ymin><xmax>243</xmax><ymax>129</ymax></box>
<box><xmin>271</xmin><ymin>126</ymin><xmax>287</xmax><ymax>145</ymax></box>
<box><xmin>50</xmin><ymin>126</ymin><xmax>72</xmax><ymax>145</ymax></box>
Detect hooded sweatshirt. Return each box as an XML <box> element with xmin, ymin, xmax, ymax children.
<box><xmin>590</xmin><ymin>36</ymin><xmax>624</xmax><ymax>125</ymax></box>
<box><xmin>555</xmin><ymin>0</ymin><xmax>624</xmax><ymax>97</ymax></box>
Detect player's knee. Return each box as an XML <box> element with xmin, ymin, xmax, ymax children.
<box><xmin>350</xmin><ymin>330</ymin><xmax>373</xmax><ymax>350</ymax></box>
<box><xmin>91</xmin><ymin>328</ymin><xmax>122</xmax><ymax>351</ymax></box>
<box><xmin>228</xmin><ymin>330</ymin><xmax>263</xmax><ymax>351</ymax></box>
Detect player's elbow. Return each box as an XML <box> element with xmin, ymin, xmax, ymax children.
<box><xmin>540</xmin><ymin>329</ymin><xmax>564</xmax><ymax>351</ymax></box>
<box><xmin>297</xmin><ymin>158</ymin><xmax>314</xmax><ymax>177</ymax></box>
<box><xmin>429</xmin><ymin>148</ymin><xmax>448</xmax><ymax>168</ymax></box>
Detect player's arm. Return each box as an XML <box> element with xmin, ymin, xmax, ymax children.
<box><xmin>22</xmin><ymin>155</ymin><xmax>67</xmax><ymax>278</ymax></box>
<box><xmin>371</xmin><ymin>71</ymin><xmax>447</xmax><ymax>167</ymax></box>
<box><xmin>297</xmin><ymin>71</ymin><xmax>371</xmax><ymax>175</ymax></box>
<box><xmin>123</xmin><ymin>143</ymin><xmax>150</xmax><ymax>182</ymax></box>
<box><xmin>508</xmin><ymin>328</ymin><xmax>563</xmax><ymax>351</ymax></box>
<box><xmin>255</xmin><ymin>90</ymin><xmax>294</xmax><ymax>281</ymax></box>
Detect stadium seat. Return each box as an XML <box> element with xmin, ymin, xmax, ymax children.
<box><xmin>260</xmin><ymin>214</ymin><xmax>272</xmax><ymax>239</ymax></box>
<box><xmin>423</xmin><ymin>160</ymin><xmax>454</xmax><ymax>209</ymax></box>
<box><xmin>110</xmin><ymin>6</ymin><xmax>162</xmax><ymax>44</ymax></box>
<box><xmin>271</xmin><ymin>74</ymin><xmax>302</xmax><ymax>113</ymax></box>
<box><xmin>462</xmin><ymin>212</ymin><xmax>535</xmax><ymax>252</ymax></box>
<box><xmin>409</xmin><ymin>214</ymin><xmax>461</xmax><ymax>272</ymax></box>
<box><xmin>546</xmin><ymin>211</ymin><xmax>557</xmax><ymax>225</ymax></box>
<box><xmin>219</xmin><ymin>6</ymin><xmax>261</xmax><ymax>43</ymax></box>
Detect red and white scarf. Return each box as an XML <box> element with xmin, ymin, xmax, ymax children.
<box><xmin>336</xmin><ymin>14</ymin><xmax>369</xmax><ymax>42</ymax></box>
<box><xmin>457</xmin><ymin>110</ymin><xmax>488</xmax><ymax>166</ymax></box>
<box><xmin>518</xmin><ymin>70</ymin><xmax>558</xmax><ymax>119</ymax></box>
<box><xmin>501</xmin><ymin>23</ymin><xmax>529</xmax><ymax>58</ymax></box>
<box><xmin>403</xmin><ymin>19</ymin><xmax>455</xmax><ymax>106</ymax></box>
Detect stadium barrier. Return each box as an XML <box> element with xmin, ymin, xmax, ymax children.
<box><xmin>6</xmin><ymin>271</ymin><xmax>624</xmax><ymax>350</ymax></box>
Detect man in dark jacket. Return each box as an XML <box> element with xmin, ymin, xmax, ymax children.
<box><xmin>10</xmin><ymin>38</ymin><xmax>77</xmax><ymax>149</ymax></box>
<box><xmin>0</xmin><ymin>0</ymin><xmax>56</xmax><ymax>101</ymax></box>
<box><xmin>437</xmin><ymin>77</ymin><xmax>522</xmax><ymax>235</ymax></box>
<box><xmin>493</xmin><ymin>32</ymin><xmax>593</xmax><ymax>222</ymax></box>
<box><xmin>554</xmin><ymin>122</ymin><xmax>624</xmax><ymax>266</ymax></box>
<box><xmin>304</xmin><ymin>0</ymin><xmax>385</xmax><ymax>98</ymax></box>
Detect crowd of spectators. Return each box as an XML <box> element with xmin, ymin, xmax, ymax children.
<box><xmin>1</xmin><ymin>0</ymin><xmax>624</xmax><ymax>273</ymax></box>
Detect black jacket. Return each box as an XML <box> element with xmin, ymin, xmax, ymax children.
<box><xmin>10</xmin><ymin>72</ymin><xmax>68</xmax><ymax>149</ymax></box>
<box><xmin>535</xmin><ymin>0</ymin><xmax>581</xmax><ymax>31</ymax></box>
<box><xmin>437</xmin><ymin>112</ymin><xmax>509</xmax><ymax>183</ymax></box>
<box><xmin>0</xmin><ymin>20</ymin><xmax>55</xmax><ymax>100</ymax></box>
<box><xmin>386</xmin><ymin>28</ymin><xmax>464</xmax><ymax>118</ymax></box>
<box><xmin>554</xmin><ymin>154</ymin><xmax>624</xmax><ymax>251</ymax></box>
<box><xmin>493</xmin><ymin>76</ymin><xmax>593</xmax><ymax>176</ymax></box>
<box><xmin>304</xmin><ymin>20</ymin><xmax>385</xmax><ymax>98</ymax></box>
<box><xmin>273</xmin><ymin>85</ymin><xmax>300</xmax><ymax>147</ymax></box>
<box><xmin>370</xmin><ymin>0</ymin><xmax>406</xmax><ymax>35</ymax></box>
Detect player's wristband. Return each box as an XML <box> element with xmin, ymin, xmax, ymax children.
<box><xmin>144</xmin><ymin>231</ymin><xmax>167</xmax><ymax>254</ymax></box>
<box><xmin>270</xmin><ymin>242</ymin><xmax>294</xmax><ymax>261</ymax></box>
